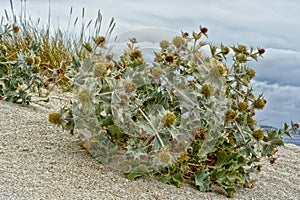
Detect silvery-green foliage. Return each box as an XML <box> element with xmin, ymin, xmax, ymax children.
<box><xmin>57</xmin><ymin>28</ymin><xmax>298</xmax><ymax>197</ymax></box>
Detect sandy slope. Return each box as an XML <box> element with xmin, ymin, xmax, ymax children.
<box><xmin>0</xmin><ymin>98</ymin><xmax>299</xmax><ymax>200</ymax></box>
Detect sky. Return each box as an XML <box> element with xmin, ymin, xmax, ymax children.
<box><xmin>1</xmin><ymin>0</ymin><xmax>300</xmax><ymax>128</ymax></box>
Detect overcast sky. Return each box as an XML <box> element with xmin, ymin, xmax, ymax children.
<box><xmin>1</xmin><ymin>0</ymin><xmax>300</xmax><ymax>128</ymax></box>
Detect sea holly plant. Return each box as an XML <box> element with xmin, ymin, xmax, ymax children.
<box><xmin>50</xmin><ymin>26</ymin><xmax>298</xmax><ymax>197</ymax></box>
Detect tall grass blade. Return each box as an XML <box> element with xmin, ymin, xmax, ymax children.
<box><xmin>94</xmin><ymin>10</ymin><xmax>102</xmax><ymax>37</ymax></box>
<box><xmin>9</xmin><ymin>0</ymin><xmax>16</xmax><ymax>23</ymax></box>
<box><xmin>67</xmin><ymin>6</ymin><xmax>73</xmax><ymax>34</ymax></box>
<box><xmin>4</xmin><ymin>9</ymin><xmax>9</xmax><ymax>21</ymax></box>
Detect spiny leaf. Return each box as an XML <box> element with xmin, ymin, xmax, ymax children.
<box><xmin>124</xmin><ymin>171</ymin><xmax>142</xmax><ymax>180</ymax></box>
<box><xmin>216</xmin><ymin>150</ymin><xmax>239</xmax><ymax>168</ymax></box>
<box><xmin>194</xmin><ymin>167</ymin><xmax>211</xmax><ymax>192</ymax></box>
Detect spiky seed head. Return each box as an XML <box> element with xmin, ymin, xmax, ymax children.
<box><xmin>157</xmin><ymin>147</ymin><xmax>172</xmax><ymax>165</ymax></box>
<box><xmin>77</xmin><ymin>89</ymin><xmax>92</xmax><ymax>103</ymax></box>
<box><xmin>216</xmin><ymin>65</ymin><xmax>227</xmax><ymax>76</ymax></box>
<box><xmin>129</xmin><ymin>49</ymin><xmax>142</xmax><ymax>61</ymax></box>
<box><xmin>26</xmin><ymin>57</ymin><xmax>35</xmax><ymax>65</ymax></box>
<box><xmin>252</xmin><ymin>129</ymin><xmax>264</xmax><ymax>140</ymax></box>
<box><xmin>225</xmin><ymin>109</ymin><xmax>236</xmax><ymax>122</ymax></box>
<box><xmin>124</xmin><ymin>81</ymin><xmax>136</xmax><ymax>93</ymax></box>
<box><xmin>172</xmin><ymin>36</ymin><xmax>185</xmax><ymax>48</ymax></box>
<box><xmin>247</xmin><ymin>68</ymin><xmax>256</xmax><ymax>80</ymax></box>
<box><xmin>93</xmin><ymin>62</ymin><xmax>107</xmax><ymax>77</ymax></box>
<box><xmin>160</xmin><ymin>40</ymin><xmax>170</xmax><ymax>49</ymax></box>
<box><xmin>163</xmin><ymin>112</ymin><xmax>176</xmax><ymax>128</ymax></box>
<box><xmin>221</xmin><ymin>46</ymin><xmax>230</xmax><ymax>55</ymax></box>
<box><xmin>253</xmin><ymin>98</ymin><xmax>266</xmax><ymax>110</ymax></box>
<box><xmin>48</xmin><ymin>113</ymin><xmax>62</xmax><ymax>125</ymax></box>
<box><xmin>238</xmin><ymin>101</ymin><xmax>249</xmax><ymax>112</ymax></box>
<box><xmin>150</xmin><ymin>67</ymin><xmax>163</xmax><ymax>78</ymax></box>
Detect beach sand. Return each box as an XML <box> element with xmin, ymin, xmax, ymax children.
<box><xmin>1</xmin><ymin>95</ymin><xmax>299</xmax><ymax>200</ymax></box>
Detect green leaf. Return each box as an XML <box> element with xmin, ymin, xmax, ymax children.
<box><xmin>124</xmin><ymin>171</ymin><xmax>142</xmax><ymax>180</ymax></box>
<box><xmin>107</xmin><ymin>125</ymin><xmax>128</xmax><ymax>143</ymax></box>
<box><xmin>262</xmin><ymin>129</ymin><xmax>284</xmax><ymax>156</ymax></box>
<box><xmin>81</xmin><ymin>58</ymin><xmax>94</xmax><ymax>73</ymax></box>
<box><xmin>211</xmin><ymin>168</ymin><xmax>237</xmax><ymax>197</ymax></box>
<box><xmin>171</xmin><ymin>172</ymin><xmax>184</xmax><ymax>188</ymax></box>
<box><xmin>194</xmin><ymin>168</ymin><xmax>211</xmax><ymax>192</ymax></box>
<box><xmin>282</xmin><ymin>122</ymin><xmax>292</xmax><ymax>137</ymax></box>
<box><xmin>159</xmin><ymin>172</ymin><xmax>184</xmax><ymax>188</ymax></box>
<box><xmin>82</xmin><ymin>43</ymin><xmax>93</xmax><ymax>52</ymax></box>
<box><xmin>216</xmin><ymin>150</ymin><xmax>239</xmax><ymax>168</ymax></box>
<box><xmin>72</xmin><ymin>55</ymin><xmax>81</xmax><ymax>68</ymax></box>
<box><xmin>160</xmin><ymin>174</ymin><xmax>171</xmax><ymax>184</ymax></box>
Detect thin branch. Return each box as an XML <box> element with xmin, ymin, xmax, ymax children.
<box><xmin>164</xmin><ymin>77</ymin><xmax>203</xmax><ymax>112</ymax></box>
<box><xmin>138</xmin><ymin>107</ymin><xmax>165</xmax><ymax>148</ymax></box>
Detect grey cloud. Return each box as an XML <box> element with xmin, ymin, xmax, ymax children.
<box><xmin>250</xmin><ymin>48</ymin><xmax>300</xmax><ymax>86</ymax></box>
<box><xmin>4</xmin><ymin>0</ymin><xmax>300</xmax><ymax>51</ymax></box>
<box><xmin>251</xmin><ymin>81</ymin><xmax>300</xmax><ymax>128</ymax></box>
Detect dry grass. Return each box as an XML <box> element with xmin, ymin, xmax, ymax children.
<box><xmin>1</xmin><ymin>0</ymin><xmax>115</xmax><ymax>69</ymax></box>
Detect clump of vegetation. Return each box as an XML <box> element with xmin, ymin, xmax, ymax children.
<box><xmin>1</xmin><ymin>1</ymin><xmax>298</xmax><ymax>197</ymax></box>
<box><xmin>50</xmin><ymin>24</ymin><xmax>298</xmax><ymax>197</ymax></box>
<box><xmin>0</xmin><ymin>0</ymin><xmax>115</xmax><ymax>104</ymax></box>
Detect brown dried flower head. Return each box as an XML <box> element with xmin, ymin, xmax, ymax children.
<box><xmin>221</xmin><ymin>46</ymin><xmax>230</xmax><ymax>55</ymax></box>
<box><xmin>93</xmin><ymin>36</ymin><xmax>106</xmax><ymax>46</ymax></box>
<box><xmin>129</xmin><ymin>49</ymin><xmax>143</xmax><ymax>61</ymax></box>
<box><xmin>129</xmin><ymin>38</ymin><xmax>138</xmax><ymax>43</ymax></box>
<box><xmin>200</xmin><ymin>26</ymin><xmax>208</xmax><ymax>34</ymax></box>
<box><xmin>238</xmin><ymin>101</ymin><xmax>249</xmax><ymax>112</ymax></box>
<box><xmin>253</xmin><ymin>98</ymin><xmax>266</xmax><ymax>110</ymax></box>
<box><xmin>165</xmin><ymin>55</ymin><xmax>176</xmax><ymax>64</ymax></box>
<box><xmin>13</xmin><ymin>24</ymin><xmax>20</xmax><ymax>33</ymax></box>
<box><xmin>225</xmin><ymin>109</ymin><xmax>237</xmax><ymax>122</ymax></box>
<box><xmin>258</xmin><ymin>48</ymin><xmax>265</xmax><ymax>55</ymax></box>
<box><xmin>181</xmin><ymin>31</ymin><xmax>189</xmax><ymax>38</ymax></box>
